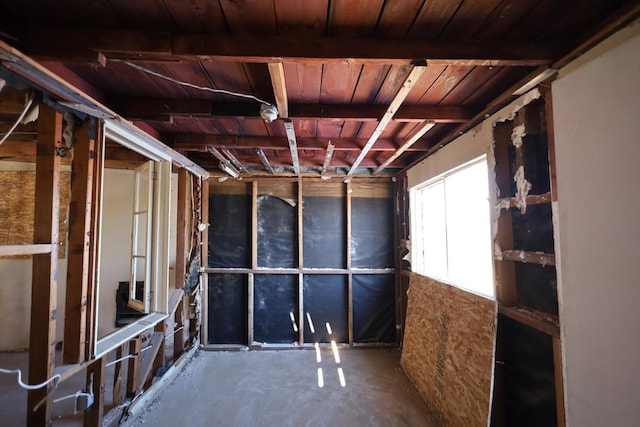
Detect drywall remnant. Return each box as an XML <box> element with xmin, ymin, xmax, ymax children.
<box><xmin>498</xmin><ymin>88</ymin><xmax>542</xmax><ymax>123</ymax></box>
<box><xmin>514</xmin><ymin>166</ymin><xmax>532</xmax><ymax>214</ymax></box>
<box><xmin>401</xmin><ymin>273</ymin><xmax>497</xmax><ymax>427</ymax></box>
<box><xmin>494</xmin><ymin>242</ymin><xmax>503</xmax><ymax>261</ymax></box>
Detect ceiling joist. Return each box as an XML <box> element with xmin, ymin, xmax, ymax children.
<box><xmin>255</xmin><ymin>148</ymin><xmax>275</xmax><ymax>175</ymax></box>
<box><xmin>21</xmin><ymin>28</ymin><xmax>564</xmax><ymax>66</ymax></box>
<box><xmin>374</xmin><ymin>122</ymin><xmax>436</xmax><ymax>173</ymax></box>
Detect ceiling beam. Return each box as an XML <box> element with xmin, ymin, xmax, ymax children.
<box><xmin>255</xmin><ymin>148</ymin><xmax>275</xmax><ymax>174</ymax></box>
<box><xmin>321</xmin><ymin>142</ymin><xmax>335</xmax><ymax>177</ymax></box>
<box><xmin>197</xmin><ymin>152</ymin><xmax>396</xmax><ymax>169</ymax></box>
<box><xmin>268</xmin><ymin>62</ymin><xmax>288</xmax><ymax>119</ymax></box>
<box><xmin>347</xmin><ymin>65</ymin><xmax>426</xmax><ymax>175</ymax></box>
<box><xmin>220</xmin><ymin>148</ymin><xmax>247</xmax><ymax>174</ymax></box>
<box><xmin>283</xmin><ymin>119</ymin><xmax>300</xmax><ymax>175</ymax></box>
<box><xmin>374</xmin><ymin>122</ymin><xmax>436</xmax><ymax>173</ymax></box>
<box><xmin>21</xmin><ymin>28</ymin><xmax>564</xmax><ymax>66</ymax></box>
<box><xmin>121</xmin><ymin>99</ymin><xmax>472</xmax><ymax>123</ymax></box>
<box><xmin>172</xmin><ymin>135</ymin><xmax>430</xmax><ymax>152</ymax></box>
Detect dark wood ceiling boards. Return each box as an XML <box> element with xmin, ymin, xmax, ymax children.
<box><xmin>0</xmin><ymin>0</ymin><xmax>636</xmax><ymax>177</ymax></box>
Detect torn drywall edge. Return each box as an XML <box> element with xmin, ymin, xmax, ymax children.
<box><xmin>514</xmin><ymin>166</ymin><xmax>533</xmax><ymax>214</ymax></box>
<box><xmin>496</xmin><ymin>88</ymin><xmax>542</xmax><ymax>124</ymax></box>
<box><xmin>511</xmin><ymin>124</ymin><xmax>526</xmax><ymax>149</ymax></box>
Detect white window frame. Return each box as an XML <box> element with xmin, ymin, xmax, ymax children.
<box><xmin>410</xmin><ymin>155</ymin><xmax>494</xmax><ymax>298</ymax></box>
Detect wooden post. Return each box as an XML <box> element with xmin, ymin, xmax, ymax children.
<box><xmin>112</xmin><ymin>344</ymin><xmax>126</xmax><ymax>406</ymax></box>
<box><xmin>63</xmin><ymin>120</ymin><xmax>96</xmax><ymax>364</ymax></box>
<box><xmin>126</xmin><ymin>336</ymin><xmax>142</xmax><ymax>397</ymax></box>
<box><xmin>148</xmin><ymin>322</ymin><xmax>166</xmax><ymax>389</ymax></box>
<box><xmin>297</xmin><ymin>179</ymin><xmax>304</xmax><ymax>345</ymax></box>
<box><xmin>27</xmin><ymin>104</ymin><xmax>62</xmax><ymax>426</ymax></box>
<box><xmin>173</xmin><ymin>168</ymin><xmax>188</xmax><ymax>358</ymax></box>
<box><xmin>84</xmin><ymin>356</ymin><xmax>106</xmax><ymax>427</ymax></box>
<box><xmin>346</xmin><ymin>181</ymin><xmax>353</xmax><ymax>345</ymax></box>
<box><xmin>553</xmin><ymin>337</ymin><xmax>566</xmax><ymax>426</ymax></box>
<box><xmin>200</xmin><ymin>178</ymin><xmax>209</xmax><ymax>344</ymax></box>
<box><xmin>393</xmin><ymin>179</ymin><xmax>401</xmax><ymax>345</ymax></box>
<box><xmin>249</xmin><ymin>181</ymin><xmax>257</xmax><ymax>345</ymax></box>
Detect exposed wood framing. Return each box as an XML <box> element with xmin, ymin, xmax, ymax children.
<box><xmin>497</xmin><ymin>193</ymin><xmax>552</xmax><ymax>210</ymax></box>
<box><xmin>500</xmin><ymin>250</ymin><xmax>555</xmax><ymax>266</ymax></box>
<box><xmin>346</xmin><ymin>181</ymin><xmax>353</xmax><ymax>345</ymax></box>
<box><xmin>220</xmin><ymin>148</ymin><xmax>247</xmax><ymax>173</ymax></box>
<box><xmin>23</xmin><ymin>28</ymin><xmax>564</xmax><ymax>65</ymax></box>
<box><xmin>200</xmin><ymin>178</ymin><xmax>210</xmax><ymax>345</ymax></box>
<box><xmin>267</xmin><ymin>62</ymin><xmax>288</xmax><ymax>119</ymax></box>
<box><xmin>498</xmin><ymin>305</ymin><xmax>560</xmax><ymax>337</ymax></box>
<box><xmin>0</xmin><ymin>244</ymin><xmax>52</xmax><ymax>257</ymax></box>
<box><xmin>321</xmin><ymin>142</ymin><xmax>335</xmax><ymax>177</ymax></box>
<box><xmin>297</xmin><ymin>179</ymin><xmax>304</xmax><ymax>345</ymax></box>
<box><xmin>348</xmin><ymin>65</ymin><xmax>426</xmax><ymax>175</ymax></box>
<box><xmin>173</xmin><ymin>168</ymin><xmax>188</xmax><ymax>358</ymax></box>
<box><xmin>256</xmin><ymin>148</ymin><xmax>275</xmax><ymax>174</ymax></box>
<box><xmin>283</xmin><ymin>120</ymin><xmax>300</xmax><ymax>175</ymax></box>
<box><xmin>553</xmin><ymin>336</ymin><xmax>566</xmax><ymax>427</ymax></box>
<box><xmin>112</xmin><ymin>344</ymin><xmax>126</xmax><ymax>406</ymax></box>
<box><xmin>84</xmin><ymin>356</ymin><xmax>106</xmax><ymax>427</ymax></box>
<box><xmin>64</xmin><ymin>120</ymin><xmax>96</xmax><ymax>364</ymax></box>
<box><xmin>123</xmin><ymin>100</ymin><xmax>472</xmax><ymax>123</ymax></box>
<box><xmin>27</xmin><ymin>104</ymin><xmax>62</xmax><ymax>427</ymax></box>
<box><xmin>374</xmin><ymin>121</ymin><xmax>435</xmax><ymax>173</ymax></box>
<box><xmin>126</xmin><ymin>337</ymin><xmax>142</xmax><ymax>397</ymax></box>
<box><xmin>249</xmin><ymin>181</ymin><xmax>258</xmax><ymax>345</ymax></box>
<box><xmin>207</xmin><ymin>145</ymin><xmax>239</xmax><ymax>177</ymax></box>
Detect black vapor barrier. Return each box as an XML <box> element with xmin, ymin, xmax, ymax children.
<box><xmin>303</xmin><ymin>275</ymin><xmax>348</xmax><ymax>343</ymax></box>
<box><xmin>208</xmin><ymin>274</ymin><xmax>248</xmax><ymax>345</ymax></box>
<box><xmin>353</xmin><ymin>275</ymin><xmax>396</xmax><ymax>343</ymax></box>
<box><xmin>303</xmin><ymin>196</ymin><xmax>346</xmax><ymax>268</ymax></box>
<box><xmin>254</xmin><ymin>275</ymin><xmax>298</xmax><ymax>344</ymax></box>
<box><xmin>352</xmin><ymin>197</ymin><xmax>394</xmax><ymax>268</ymax></box>
<box><xmin>208</xmin><ymin>193</ymin><xmax>251</xmax><ymax>268</ymax></box>
<box><xmin>257</xmin><ymin>195</ymin><xmax>297</xmax><ymax>268</ymax></box>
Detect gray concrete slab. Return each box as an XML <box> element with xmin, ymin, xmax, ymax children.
<box><xmin>128</xmin><ymin>348</ymin><xmax>438</xmax><ymax>427</ymax></box>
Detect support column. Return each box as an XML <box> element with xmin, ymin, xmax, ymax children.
<box><xmin>27</xmin><ymin>104</ymin><xmax>62</xmax><ymax>426</ymax></box>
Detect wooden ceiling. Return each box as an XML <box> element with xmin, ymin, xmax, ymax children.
<box><xmin>0</xmin><ymin>0</ymin><xmax>637</xmax><ymax>177</ymax></box>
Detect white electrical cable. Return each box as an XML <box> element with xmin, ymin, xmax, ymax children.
<box><xmin>0</xmin><ymin>368</ymin><xmax>60</xmax><ymax>390</ymax></box>
<box><xmin>0</xmin><ymin>93</ymin><xmax>35</xmax><ymax>147</ymax></box>
<box><xmin>123</xmin><ymin>61</ymin><xmax>272</xmax><ymax>106</ymax></box>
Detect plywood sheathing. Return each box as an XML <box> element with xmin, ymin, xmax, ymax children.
<box><xmin>401</xmin><ymin>273</ymin><xmax>497</xmax><ymax>427</ymax></box>
<box><xmin>0</xmin><ymin>170</ymin><xmax>70</xmax><ymax>258</ymax></box>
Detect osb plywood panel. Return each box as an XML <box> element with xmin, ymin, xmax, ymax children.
<box><xmin>401</xmin><ymin>273</ymin><xmax>497</xmax><ymax>427</ymax></box>
<box><xmin>0</xmin><ymin>171</ymin><xmax>70</xmax><ymax>258</ymax></box>
<box><xmin>351</xmin><ymin>181</ymin><xmax>392</xmax><ymax>198</ymax></box>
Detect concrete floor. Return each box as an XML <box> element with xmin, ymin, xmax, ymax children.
<box><xmin>127</xmin><ymin>348</ymin><xmax>437</xmax><ymax>427</ymax></box>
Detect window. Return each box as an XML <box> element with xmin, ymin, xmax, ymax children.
<box><xmin>411</xmin><ymin>157</ymin><xmax>494</xmax><ymax>297</ymax></box>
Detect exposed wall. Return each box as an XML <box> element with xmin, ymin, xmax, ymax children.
<box><xmin>0</xmin><ymin>161</ymin><xmax>68</xmax><ymax>351</ymax></box>
<box><xmin>552</xmin><ymin>24</ymin><xmax>640</xmax><ymax>427</ymax></box>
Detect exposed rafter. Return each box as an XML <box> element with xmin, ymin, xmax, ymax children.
<box><xmin>374</xmin><ymin>122</ymin><xmax>436</xmax><ymax>173</ymax></box>
<box><xmin>121</xmin><ymin>99</ymin><xmax>473</xmax><ymax>123</ymax></box>
<box><xmin>21</xmin><ymin>28</ymin><xmax>565</xmax><ymax>66</ymax></box>
<box><xmin>255</xmin><ymin>148</ymin><xmax>275</xmax><ymax>174</ymax></box>
<box><xmin>283</xmin><ymin>119</ymin><xmax>300</xmax><ymax>175</ymax></box>
<box><xmin>267</xmin><ymin>62</ymin><xmax>288</xmax><ymax>119</ymax></box>
<box><xmin>321</xmin><ymin>142</ymin><xmax>335</xmax><ymax>177</ymax></box>
<box><xmin>206</xmin><ymin>145</ymin><xmax>239</xmax><ymax>178</ymax></box>
<box><xmin>220</xmin><ymin>148</ymin><xmax>247</xmax><ymax>174</ymax></box>
<box><xmin>347</xmin><ymin>65</ymin><xmax>426</xmax><ymax>175</ymax></box>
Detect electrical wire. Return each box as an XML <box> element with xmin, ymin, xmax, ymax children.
<box><xmin>0</xmin><ymin>93</ymin><xmax>35</xmax><ymax>147</ymax></box>
<box><xmin>123</xmin><ymin>61</ymin><xmax>272</xmax><ymax>105</ymax></box>
<box><xmin>0</xmin><ymin>368</ymin><xmax>60</xmax><ymax>390</ymax></box>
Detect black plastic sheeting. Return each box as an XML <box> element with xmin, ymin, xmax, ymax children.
<box><xmin>352</xmin><ymin>275</ymin><xmax>396</xmax><ymax>343</ymax></box>
<box><xmin>208</xmin><ymin>194</ymin><xmax>251</xmax><ymax>268</ymax></box>
<box><xmin>496</xmin><ymin>315</ymin><xmax>557</xmax><ymax>426</ymax></box>
<box><xmin>207</xmin><ymin>274</ymin><xmax>248</xmax><ymax>344</ymax></box>
<box><xmin>257</xmin><ymin>196</ymin><xmax>297</xmax><ymax>268</ymax></box>
<box><xmin>515</xmin><ymin>263</ymin><xmax>559</xmax><ymax>315</ymax></box>
<box><xmin>303</xmin><ymin>197</ymin><xmax>346</xmax><ymax>268</ymax></box>
<box><xmin>352</xmin><ymin>197</ymin><xmax>394</xmax><ymax>268</ymax></box>
<box><xmin>303</xmin><ymin>275</ymin><xmax>348</xmax><ymax>343</ymax></box>
<box><xmin>254</xmin><ymin>275</ymin><xmax>298</xmax><ymax>344</ymax></box>
<box><xmin>512</xmin><ymin>203</ymin><xmax>555</xmax><ymax>254</ymax></box>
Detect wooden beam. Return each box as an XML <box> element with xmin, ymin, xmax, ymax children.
<box><xmin>207</xmin><ymin>146</ymin><xmax>239</xmax><ymax>177</ymax></box>
<box><xmin>500</xmin><ymin>250</ymin><xmax>556</xmax><ymax>266</ymax></box>
<box><xmin>321</xmin><ymin>142</ymin><xmax>335</xmax><ymax>177</ymax></box>
<box><xmin>297</xmin><ymin>179</ymin><xmax>304</xmax><ymax>345</ymax></box>
<box><xmin>0</xmin><ymin>244</ymin><xmax>52</xmax><ymax>257</ymax></box>
<box><xmin>346</xmin><ymin>181</ymin><xmax>353</xmax><ymax>345</ymax></box>
<box><xmin>126</xmin><ymin>337</ymin><xmax>142</xmax><ymax>397</ymax></box>
<box><xmin>348</xmin><ymin>65</ymin><xmax>426</xmax><ymax>175</ymax></box>
<box><xmin>174</xmin><ymin>135</ymin><xmax>416</xmax><ymax>152</ymax></box>
<box><xmin>200</xmin><ymin>178</ymin><xmax>209</xmax><ymax>345</ymax></box>
<box><xmin>27</xmin><ymin>104</ymin><xmax>62</xmax><ymax>427</ymax></box>
<box><xmin>499</xmin><ymin>305</ymin><xmax>560</xmax><ymax>337</ymax></box>
<box><xmin>22</xmin><ymin>28</ymin><xmax>564</xmax><ymax>65</ymax></box>
<box><xmin>249</xmin><ymin>181</ymin><xmax>258</xmax><ymax>345</ymax></box>
<box><xmin>255</xmin><ymin>148</ymin><xmax>275</xmax><ymax>174</ymax></box>
<box><xmin>283</xmin><ymin>120</ymin><xmax>300</xmax><ymax>175</ymax></box>
<box><xmin>220</xmin><ymin>148</ymin><xmax>247</xmax><ymax>173</ymax></box>
<box><xmin>123</xmin><ymin>99</ymin><xmax>472</xmax><ymax>123</ymax></box>
<box><xmin>267</xmin><ymin>62</ymin><xmax>288</xmax><ymax>119</ymax></box>
<box><xmin>553</xmin><ymin>336</ymin><xmax>566</xmax><ymax>427</ymax></box>
<box><xmin>175</xmin><ymin>169</ymin><xmax>189</xmax><ymax>290</ymax></box>
<box><xmin>63</xmin><ymin>120</ymin><xmax>95</xmax><ymax>364</ymax></box>
<box><xmin>374</xmin><ymin>122</ymin><xmax>435</xmax><ymax>173</ymax></box>
<box><xmin>84</xmin><ymin>356</ymin><xmax>106</xmax><ymax>427</ymax></box>
<box><xmin>112</xmin><ymin>344</ymin><xmax>126</xmax><ymax>406</ymax></box>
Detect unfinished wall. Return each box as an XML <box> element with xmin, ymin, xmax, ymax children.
<box><xmin>0</xmin><ymin>161</ymin><xmax>68</xmax><ymax>351</ymax></box>
<box><xmin>401</xmin><ymin>273</ymin><xmax>496</xmax><ymax>426</ymax></box>
<box><xmin>552</xmin><ymin>24</ymin><xmax>640</xmax><ymax>427</ymax></box>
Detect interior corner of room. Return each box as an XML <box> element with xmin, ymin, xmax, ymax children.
<box><xmin>0</xmin><ymin>3</ymin><xmax>639</xmax><ymax>427</ymax></box>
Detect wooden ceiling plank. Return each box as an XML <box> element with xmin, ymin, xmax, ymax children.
<box><xmin>347</xmin><ymin>65</ymin><xmax>426</xmax><ymax>175</ymax></box>
<box><xmin>374</xmin><ymin>121</ymin><xmax>435</xmax><ymax>173</ymax></box>
<box><xmin>268</xmin><ymin>62</ymin><xmax>289</xmax><ymax>119</ymax></box>
<box><xmin>255</xmin><ymin>148</ymin><xmax>275</xmax><ymax>174</ymax></box>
